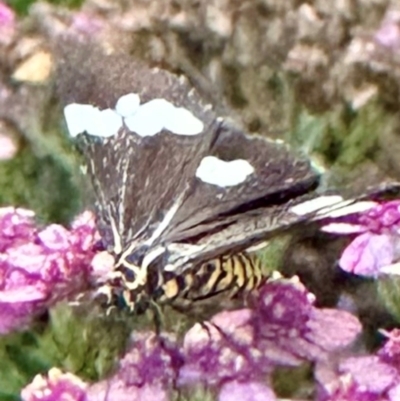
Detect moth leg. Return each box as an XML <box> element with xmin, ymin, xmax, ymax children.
<box><xmin>149</xmin><ymin>299</ymin><xmax>165</xmax><ymax>335</ymax></box>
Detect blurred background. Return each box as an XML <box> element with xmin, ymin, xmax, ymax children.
<box><xmin>3</xmin><ymin>0</ymin><xmax>400</xmax><ymax>222</ymax></box>
<box><xmin>2</xmin><ymin>0</ymin><xmax>400</xmax><ymax>399</ymax></box>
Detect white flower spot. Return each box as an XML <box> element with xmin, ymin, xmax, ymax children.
<box><xmin>115</xmin><ymin>93</ymin><xmax>141</xmax><ymax>117</ymax></box>
<box><xmin>195</xmin><ymin>156</ymin><xmax>254</xmax><ymax>187</ymax></box>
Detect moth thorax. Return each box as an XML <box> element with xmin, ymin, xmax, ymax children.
<box><xmin>104</xmin><ymin>245</ymin><xmax>166</xmax><ymax>311</ymax></box>
<box><xmin>99</xmin><ymin>264</ymin><xmax>152</xmax><ymax>313</ymax></box>
<box><xmin>114</xmin><ymin>245</ymin><xmax>152</xmax><ymax>289</ymax></box>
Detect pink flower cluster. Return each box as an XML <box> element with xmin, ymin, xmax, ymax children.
<box><xmin>21</xmin><ymin>368</ymin><xmax>88</xmax><ymax>401</ymax></box>
<box><xmin>316</xmin><ymin>329</ymin><xmax>400</xmax><ymax>401</ymax></box>
<box><xmin>374</xmin><ymin>9</ymin><xmax>400</xmax><ymax>52</ymax></box>
<box><xmin>20</xmin><ymin>276</ymin><xmax>362</xmax><ymax>401</ymax></box>
<box><xmin>22</xmin><ymin>327</ymin><xmax>400</xmax><ymax>401</ymax></box>
<box><xmin>0</xmin><ymin>207</ymin><xmax>98</xmax><ymax>333</ymax></box>
<box><xmin>0</xmin><ymin>1</ymin><xmax>15</xmax><ymax>46</ymax></box>
<box><xmin>322</xmin><ymin>200</ymin><xmax>400</xmax><ymax>277</ymax></box>
<box><xmin>4</xmin><ymin>200</ymin><xmax>400</xmax><ymax>400</ymax></box>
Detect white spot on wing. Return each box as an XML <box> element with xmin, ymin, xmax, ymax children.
<box><xmin>291</xmin><ymin>197</ymin><xmax>377</xmax><ymax>219</ymax></box>
<box><xmin>65</xmin><ymin>96</ymin><xmax>204</xmax><ymax>139</ymax></box>
<box><xmin>124</xmin><ymin>98</ymin><xmax>204</xmax><ymax>137</ymax></box>
<box><xmin>290</xmin><ymin>195</ymin><xmax>343</xmax><ymax>216</ymax></box>
<box><xmin>124</xmin><ymin>99</ymin><xmax>168</xmax><ymax>137</ymax></box>
<box><xmin>321</xmin><ymin>222</ymin><xmax>366</xmax><ymax>234</ymax></box>
<box><xmin>115</xmin><ymin>93</ymin><xmax>140</xmax><ymax>117</ymax></box>
<box><xmin>320</xmin><ymin>201</ymin><xmax>377</xmax><ymax>218</ymax></box>
<box><xmin>164</xmin><ymin>107</ymin><xmax>204</xmax><ymax>135</ymax></box>
<box><xmin>195</xmin><ymin>156</ymin><xmax>254</xmax><ymax>187</ymax></box>
<box><xmin>90</xmin><ymin>108</ymin><xmax>123</xmax><ymax>137</ymax></box>
<box><xmin>64</xmin><ymin>103</ymin><xmax>97</xmax><ymax>137</ymax></box>
<box><xmin>64</xmin><ymin>103</ymin><xmax>123</xmax><ymax>138</ymax></box>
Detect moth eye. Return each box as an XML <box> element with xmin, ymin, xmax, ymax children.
<box><xmin>205</xmin><ymin>262</ymin><xmax>216</xmax><ymax>273</ymax></box>
<box><xmin>120</xmin><ymin>265</ymin><xmax>136</xmax><ymax>282</ymax></box>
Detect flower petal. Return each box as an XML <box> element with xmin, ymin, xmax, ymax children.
<box><xmin>339</xmin><ymin>233</ymin><xmax>394</xmax><ymax>276</ymax></box>
<box><xmin>219</xmin><ymin>381</ymin><xmax>276</xmax><ymax>401</ymax></box>
<box><xmin>21</xmin><ymin>368</ymin><xmax>88</xmax><ymax>401</ymax></box>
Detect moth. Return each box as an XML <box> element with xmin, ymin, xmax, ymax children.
<box><xmin>57</xmin><ymin>41</ymin><xmax>398</xmax><ymax>312</ymax></box>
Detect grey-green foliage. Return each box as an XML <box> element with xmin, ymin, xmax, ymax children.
<box><xmin>291</xmin><ymin>102</ymin><xmax>389</xmax><ymax>169</ymax></box>
<box><xmin>0</xmin><ymin>303</ymin><xmax>133</xmax><ymax>399</ymax></box>
<box><xmin>0</xmin><ymin>330</ymin><xmax>53</xmax><ymax>400</ymax></box>
<box><xmin>7</xmin><ymin>0</ymin><xmax>84</xmax><ymax>15</ymax></box>
<box><xmin>38</xmin><ymin>303</ymin><xmax>133</xmax><ymax>381</ymax></box>
<box><xmin>378</xmin><ymin>277</ymin><xmax>400</xmax><ymax>324</ymax></box>
<box><xmin>0</xmin><ymin>145</ymin><xmax>81</xmax><ymax>225</ymax></box>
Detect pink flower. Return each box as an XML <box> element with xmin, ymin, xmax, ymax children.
<box><xmin>339</xmin><ymin>232</ymin><xmax>396</xmax><ymax>276</ymax></box>
<box><xmin>0</xmin><ymin>1</ymin><xmax>15</xmax><ymax>46</ymax></box>
<box><xmin>0</xmin><ymin>207</ymin><xmax>37</xmax><ymax>251</ymax></box>
<box><xmin>19</xmin><ymin>277</ymin><xmax>364</xmax><ymax>400</ymax></box>
<box><xmin>179</xmin><ymin>276</ymin><xmax>361</xmax><ymax>398</ymax></box>
<box><xmin>374</xmin><ymin>9</ymin><xmax>400</xmax><ymax>51</ymax></box>
<box><xmin>219</xmin><ymin>381</ymin><xmax>276</xmax><ymax>401</ymax></box>
<box><xmin>378</xmin><ymin>329</ymin><xmax>400</xmax><ymax>371</ymax></box>
<box><xmin>322</xmin><ymin>200</ymin><xmax>400</xmax><ymax>277</ymax></box>
<box><xmin>87</xmin><ymin>332</ymin><xmax>182</xmax><ymax>401</ymax></box>
<box><xmin>0</xmin><ymin>208</ymin><xmax>99</xmax><ymax>334</ymax></box>
<box><xmin>70</xmin><ymin>13</ymin><xmax>104</xmax><ymax>36</ymax></box>
<box><xmin>316</xmin><ymin>329</ymin><xmax>400</xmax><ymax>401</ymax></box>
<box><xmin>21</xmin><ymin>368</ymin><xmax>88</xmax><ymax>401</ymax></box>
<box><xmin>0</xmin><ymin>133</ymin><xmax>18</xmax><ymax>160</ymax></box>
<box><xmin>21</xmin><ymin>333</ymin><xmax>182</xmax><ymax>401</ymax></box>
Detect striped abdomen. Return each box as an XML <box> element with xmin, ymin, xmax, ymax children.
<box><xmin>101</xmin><ymin>252</ymin><xmax>265</xmax><ymax>313</ymax></box>
<box><xmin>156</xmin><ymin>252</ymin><xmax>264</xmax><ymax>306</ymax></box>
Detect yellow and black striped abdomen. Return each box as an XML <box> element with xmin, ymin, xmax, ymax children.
<box><xmin>158</xmin><ymin>252</ymin><xmax>264</xmax><ymax>305</ymax></box>
<box><xmin>98</xmin><ymin>252</ymin><xmax>265</xmax><ymax>314</ymax></box>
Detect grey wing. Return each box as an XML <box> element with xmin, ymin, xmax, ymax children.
<box><xmin>56</xmin><ymin>41</ymin><xmax>218</xmax><ymax>252</ymax></box>
<box><xmin>166</xmin><ymin>179</ymin><xmax>400</xmax><ymax>271</ymax></box>
<box><xmin>150</xmin><ymin>121</ymin><xmax>320</xmax><ymax>271</ymax></box>
<box><xmin>163</xmin><ymin>122</ymin><xmax>320</xmax><ymax>242</ymax></box>
<box><xmin>161</xmin><ymin>121</ymin><xmax>400</xmax><ymax>271</ymax></box>
<box><xmin>81</xmin><ymin>124</ymin><xmax>219</xmax><ymax>254</ymax></box>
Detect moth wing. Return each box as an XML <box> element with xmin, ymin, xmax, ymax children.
<box><xmin>166</xmin><ymin>181</ymin><xmax>400</xmax><ymax>271</ymax></box>
<box><xmin>164</xmin><ymin>122</ymin><xmax>320</xmax><ymax>242</ymax></box>
<box><xmin>57</xmin><ymin>41</ymin><xmax>218</xmax><ymax>252</ymax></box>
